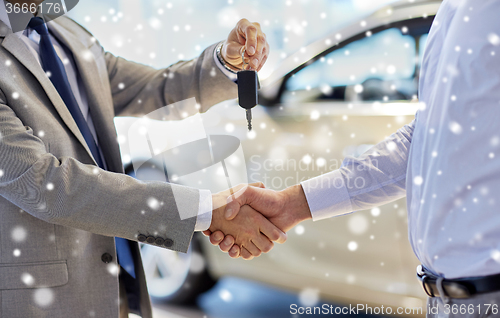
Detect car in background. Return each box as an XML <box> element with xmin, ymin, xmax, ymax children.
<box><xmin>115</xmin><ymin>0</ymin><xmax>441</xmax><ymax>315</ymax></box>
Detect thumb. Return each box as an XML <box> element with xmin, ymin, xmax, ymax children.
<box><xmin>225</xmin><ymin>185</ymin><xmax>256</xmax><ymax>220</ymax></box>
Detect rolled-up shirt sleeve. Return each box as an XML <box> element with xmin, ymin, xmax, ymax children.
<box><xmin>301</xmin><ymin>119</ymin><xmax>416</xmax><ymax>221</ymax></box>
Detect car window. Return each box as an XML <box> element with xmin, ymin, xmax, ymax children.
<box><xmin>284</xmin><ymin>28</ymin><xmax>425</xmax><ymax>103</ymax></box>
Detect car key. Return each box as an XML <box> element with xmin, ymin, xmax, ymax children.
<box><xmin>237</xmin><ymin>49</ymin><xmax>258</xmax><ymax>131</ymax></box>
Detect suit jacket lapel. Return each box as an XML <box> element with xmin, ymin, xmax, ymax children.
<box><xmin>47</xmin><ymin>19</ymin><xmax>124</xmax><ymax>173</ymax></box>
<box><xmin>0</xmin><ymin>20</ymin><xmax>97</xmax><ymax>166</ymax></box>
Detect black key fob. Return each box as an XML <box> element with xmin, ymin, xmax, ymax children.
<box><xmin>237</xmin><ymin>70</ymin><xmax>258</xmax><ymax>110</ymax></box>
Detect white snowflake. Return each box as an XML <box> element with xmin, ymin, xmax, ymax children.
<box><xmin>147</xmin><ymin>197</ymin><xmax>160</xmax><ymax>210</ymax></box>
<box><xmin>371</xmin><ymin>207</ymin><xmax>381</xmax><ymax>217</ymax></box>
<box><xmin>413</xmin><ymin>176</ymin><xmax>423</xmax><ymax>185</ymax></box>
<box><xmin>386</xmin><ymin>141</ymin><xmax>397</xmax><ymax>151</ymax></box>
<box><xmin>33</xmin><ymin>288</ymin><xmax>54</xmax><ymax>307</ymax></box>
<box><xmin>21</xmin><ymin>273</ymin><xmax>35</xmax><ymax>286</ymax></box>
<box><xmin>247</xmin><ymin>130</ymin><xmax>256</xmax><ymax>140</ymax></box>
<box><xmin>354</xmin><ymin>84</ymin><xmax>364</xmax><ymax>94</ymax></box>
<box><xmin>299</xmin><ymin>288</ymin><xmax>319</xmax><ymax>307</ymax></box>
<box><xmin>301</xmin><ymin>154</ymin><xmax>312</xmax><ymax>165</ymax></box>
<box><xmin>348</xmin><ymin>214</ymin><xmax>368</xmax><ymax>235</ymax></box>
<box><xmin>346</xmin><ymin>274</ymin><xmax>356</xmax><ymax>284</ymax></box>
<box><xmin>11</xmin><ymin>226</ymin><xmax>27</xmax><ymax>242</ymax></box>
<box><xmin>347</xmin><ymin>241</ymin><xmax>358</xmax><ymax>251</ymax></box>
<box><xmin>491</xmin><ymin>249</ymin><xmax>500</xmax><ymax>263</ymax></box>
<box><xmin>310</xmin><ymin>110</ymin><xmax>320</xmax><ymax>120</ymax></box>
<box><xmin>449</xmin><ymin>121</ymin><xmax>463</xmax><ymax>134</ymax></box>
<box><xmin>219</xmin><ymin>289</ymin><xmax>233</xmax><ymax>302</ymax></box>
<box><xmin>189</xmin><ymin>252</ymin><xmax>205</xmax><ymax>274</ymax></box>
<box><xmin>294</xmin><ymin>225</ymin><xmax>305</xmax><ymax>235</ymax></box>
<box><xmin>488</xmin><ymin>33</ymin><xmax>500</xmax><ymax>46</ymax></box>
<box><xmin>107</xmin><ymin>263</ymin><xmax>119</xmax><ymax>276</ymax></box>
<box><xmin>224</xmin><ymin>123</ymin><xmax>235</xmax><ymax>133</ymax></box>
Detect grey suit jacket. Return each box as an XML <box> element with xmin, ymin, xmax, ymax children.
<box><xmin>0</xmin><ymin>16</ymin><xmax>237</xmax><ymax>318</ymax></box>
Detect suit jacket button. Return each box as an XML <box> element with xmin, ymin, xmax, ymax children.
<box><xmin>155</xmin><ymin>238</ymin><xmax>165</xmax><ymax>245</ymax></box>
<box><xmin>164</xmin><ymin>238</ymin><xmax>174</xmax><ymax>247</ymax></box>
<box><xmin>146</xmin><ymin>236</ymin><xmax>156</xmax><ymax>244</ymax></box>
<box><xmin>137</xmin><ymin>234</ymin><xmax>147</xmax><ymax>242</ymax></box>
<box><xmin>101</xmin><ymin>253</ymin><xmax>113</xmax><ymax>264</ymax></box>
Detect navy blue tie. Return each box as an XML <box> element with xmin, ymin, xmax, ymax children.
<box><xmin>28</xmin><ymin>17</ymin><xmax>136</xmax><ymax>279</ymax></box>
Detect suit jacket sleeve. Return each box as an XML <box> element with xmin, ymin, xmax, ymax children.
<box><xmin>104</xmin><ymin>42</ymin><xmax>238</xmax><ymax>117</ymax></box>
<box><xmin>0</xmin><ymin>90</ymin><xmax>198</xmax><ymax>253</ymax></box>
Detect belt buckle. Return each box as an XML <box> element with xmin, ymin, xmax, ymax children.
<box><xmin>420</xmin><ymin>275</ymin><xmax>472</xmax><ymax>298</ymax></box>
<box><xmin>421</xmin><ymin>275</ymin><xmax>435</xmax><ymax>297</ymax></box>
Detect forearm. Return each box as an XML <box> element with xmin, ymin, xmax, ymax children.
<box><xmin>106</xmin><ymin>43</ymin><xmax>238</xmax><ymax>118</ymax></box>
<box><xmin>301</xmin><ymin>120</ymin><xmax>415</xmax><ymax>220</ymax></box>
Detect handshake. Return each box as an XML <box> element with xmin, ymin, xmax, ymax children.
<box><xmin>204</xmin><ymin>182</ymin><xmax>312</xmax><ymax>260</ymax></box>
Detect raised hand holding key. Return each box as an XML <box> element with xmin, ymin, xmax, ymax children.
<box><xmin>237</xmin><ymin>49</ymin><xmax>258</xmax><ymax>131</ymax></box>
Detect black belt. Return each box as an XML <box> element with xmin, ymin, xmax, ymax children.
<box><xmin>417</xmin><ymin>265</ymin><xmax>500</xmax><ymax>299</ymax></box>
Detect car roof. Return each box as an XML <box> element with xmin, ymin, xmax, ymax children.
<box><xmin>261</xmin><ymin>0</ymin><xmax>442</xmax><ymax>88</ymax></box>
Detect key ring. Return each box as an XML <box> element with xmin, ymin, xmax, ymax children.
<box><xmin>241</xmin><ymin>48</ymin><xmax>249</xmax><ymax>70</ymax></box>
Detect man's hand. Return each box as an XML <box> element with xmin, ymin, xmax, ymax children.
<box><xmin>208</xmin><ymin>204</ymin><xmax>283</xmax><ymax>260</ymax></box>
<box><xmin>205</xmin><ymin>183</ymin><xmax>287</xmax><ymax>260</ymax></box>
<box><xmin>207</xmin><ymin>184</ymin><xmax>312</xmax><ymax>258</ymax></box>
<box><xmin>221</xmin><ymin>19</ymin><xmax>269</xmax><ymax>71</ymax></box>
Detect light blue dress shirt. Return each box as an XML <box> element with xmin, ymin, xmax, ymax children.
<box><xmin>0</xmin><ymin>5</ymin><xmax>217</xmax><ymax>231</ymax></box>
<box><xmin>302</xmin><ymin>0</ymin><xmax>500</xmax><ymax>279</ymax></box>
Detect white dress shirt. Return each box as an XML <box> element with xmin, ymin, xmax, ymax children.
<box><xmin>302</xmin><ymin>0</ymin><xmax>500</xmax><ymax>279</ymax></box>
<box><xmin>0</xmin><ymin>5</ymin><xmax>220</xmax><ymax>231</ymax></box>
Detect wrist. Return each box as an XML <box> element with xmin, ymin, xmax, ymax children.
<box><xmin>209</xmin><ymin>193</ymin><xmax>226</xmax><ymax>231</ymax></box>
<box><xmin>282</xmin><ymin>184</ymin><xmax>312</xmax><ymax>223</ymax></box>
<box><xmin>216</xmin><ymin>41</ymin><xmax>240</xmax><ymax>73</ymax></box>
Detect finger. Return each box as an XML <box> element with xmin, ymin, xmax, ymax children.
<box><xmin>256</xmin><ymin>44</ymin><xmax>268</xmax><ymax>72</ymax></box>
<box><xmin>250</xmin><ymin>34</ymin><xmax>267</xmax><ymax>69</ymax></box>
<box><xmin>224</xmin><ymin>183</ymin><xmax>265</xmax><ymax>220</ymax></box>
<box><xmin>225</xmin><ymin>185</ymin><xmax>254</xmax><ymax>220</ymax></box>
<box><xmin>202</xmin><ymin>230</ymin><xmax>212</xmax><ymax>237</ymax></box>
<box><xmin>252</xmin><ymin>234</ymin><xmax>274</xmax><ymax>253</ymax></box>
<box><xmin>240</xmin><ymin>247</ymin><xmax>254</xmax><ymax>260</ymax></box>
<box><xmin>209</xmin><ymin>231</ymin><xmax>224</xmax><ymax>245</ymax></box>
<box><xmin>219</xmin><ymin>235</ymin><xmax>235</xmax><ymax>253</ymax></box>
<box><xmin>244</xmin><ymin>241</ymin><xmax>262</xmax><ymax>257</ymax></box>
<box><xmin>223</xmin><ymin>41</ymin><xmax>246</xmax><ymax>65</ymax></box>
<box><xmin>228</xmin><ymin>245</ymin><xmax>241</xmax><ymax>258</ymax></box>
<box><xmin>250</xmin><ymin>182</ymin><xmax>265</xmax><ymax>188</ymax></box>
<box><xmin>260</xmin><ymin>218</ymin><xmax>287</xmax><ymax>244</ymax></box>
<box><xmin>237</xmin><ymin>20</ymin><xmax>258</xmax><ymax>56</ymax></box>
<box><xmin>256</xmin><ymin>54</ymin><xmax>268</xmax><ymax>72</ymax></box>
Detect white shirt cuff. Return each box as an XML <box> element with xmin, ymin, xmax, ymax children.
<box><xmin>213</xmin><ymin>45</ymin><xmax>238</xmax><ymax>82</ymax></box>
<box><xmin>194</xmin><ymin>189</ymin><xmax>212</xmax><ymax>231</ymax></box>
<box><xmin>300</xmin><ymin>170</ymin><xmax>353</xmax><ymax>221</ymax></box>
